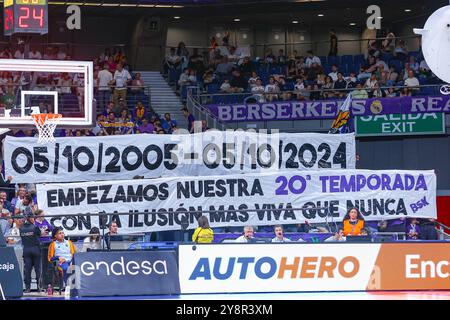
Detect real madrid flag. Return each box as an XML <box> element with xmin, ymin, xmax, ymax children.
<box><xmin>329</xmin><ymin>92</ymin><xmax>353</xmax><ymax>134</ymax></box>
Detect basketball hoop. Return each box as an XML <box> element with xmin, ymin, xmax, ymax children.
<box><xmin>31</xmin><ymin>114</ymin><xmax>62</xmax><ymax>144</ymax></box>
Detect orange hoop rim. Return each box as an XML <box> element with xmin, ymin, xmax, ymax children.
<box><xmin>31</xmin><ymin>113</ymin><xmax>62</xmax><ymax>125</ymax></box>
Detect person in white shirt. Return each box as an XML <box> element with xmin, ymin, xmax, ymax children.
<box><xmin>248</xmin><ymin>71</ymin><xmax>259</xmax><ymax>89</ymax></box>
<box><xmin>251</xmin><ymin>78</ymin><xmax>265</xmax><ymax>102</ymax></box>
<box><xmin>219</xmin><ymin>79</ymin><xmax>231</xmax><ymax>93</ymax></box>
<box><xmin>112</xmin><ymin>63</ymin><xmax>131</xmax><ymax>107</ymax></box>
<box><xmin>305</xmin><ymin>50</ymin><xmax>321</xmax><ymax>68</ymax></box>
<box><xmin>235</xmin><ymin>226</ymin><xmax>255</xmax><ymax>243</ymax></box>
<box><xmin>271</xmin><ymin>225</ymin><xmax>292</xmax><ymax>243</ymax></box>
<box><xmin>364</xmin><ymin>73</ymin><xmax>378</xmax><ymax>90</ymax></box>
<box><xmin>328</xmin><ymin>65</ymin><xmax>339</xmax><ymax>82</ymax></box>
<box><xmin>264</xmin><ymin>77</ymin><xmax>280</xmax><ymax>101</ymax></box>
<box><xmin>29</xmin><ymin>49</ymin><xmax>42</xmax><ymax>60</ymax></box>
<box><xmin>404</xmin><ymin>70</ymin><xmax>420</xmax><ymax>94</ymax></box>
<box><xmin>14</xmin><ymin>48</ymin><xmax>24</xmax><ymax>59</ymax></box>
<box><xmin>82</xmin><ymin>227</ymin><xmax>101</xmax><ymax>252</ymax></box>
<box><xmin>97</xmin><ymin>64</ymin><xmax>113</xmax><ymax>111</ymax></box>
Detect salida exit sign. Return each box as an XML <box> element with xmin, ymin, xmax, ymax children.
<box><xmin>355</xmin><ymin>113</ymin><xmax>446</xmax><ymax>137</ymax></box>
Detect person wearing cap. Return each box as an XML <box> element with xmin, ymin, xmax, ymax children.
<box><xmin>48</xmin><ymin>227</ymin><xmax>75</xmax><ymax>285</ymax></box>
<box><xmin>19</xmin><ymin>212</ymin><xmax>41</xmax><ymax>293</ymax></box>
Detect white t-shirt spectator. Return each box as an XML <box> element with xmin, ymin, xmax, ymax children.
<box><xmin>265</xmin><ymin>84</ymin><xmax>279</xmax><ymax>93</ymax></box>
<box><xmin>328</xmin><ymin>71</ymin><xmax>338</xmax><ymax>82</ymax></box>
<box><xmin>305</xmin><ymin>55</ymin><xmax>321</xmax><ymax>68</ymax></box>
<box><xmin>114</xmin><ymin>69</ymin><xmax>131</xmax><ymax>90</ymax></box>
<box><xmin>98</xmin><ymin>69</ymin><xmax>113</xmax><ymax>91</ymax></box>
<box><xmin>14</xmin><ymin>50</ymin><xmax>24</xmax><ymax>59</ymax></box>
<box><xmin>365</xmin><ymin>78</ymin><xmax>378</xmax><ymax>89</ymax></box>
<box><xmin>294</xmin><ymin>82</ymin><xmax>305</xmax><ymax>91</ymax></box>
<box><xmin>271</xmin><ymin>237</ymin><xmax>292</xmax><ymax>243</ymax></box>
<box><xmin>251</xmin><ymin>85</ymin><xmax>265</xmax><ymax>102</ymax></box>
<box><xmin>220</xmin><ymin>81</ymin><xmax>231</xmax><ymax>92</ymax></box>
<box><xmin>405</xmin><ymin>76</ymin><xmax>420</xmax><ymax>88</ymax></box>
<box><xmin>29</xmin><ymin>51</ymin><xmax>42</xmax><ymax>59</ymax></box>
<box><xmin>235</xmin><ymin>235</ymin><xmax>251</xmax><ymax>243</ymax></box>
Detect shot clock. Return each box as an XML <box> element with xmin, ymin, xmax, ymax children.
<box><xmin>4</xmin><ymin>0</ymin><xmax>48</xmax><ymax>35</ymax></box>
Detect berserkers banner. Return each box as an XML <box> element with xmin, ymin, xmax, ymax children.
<box><xmin>36</xmin><ymin>170</ymin><xmax>436</xmax><ymax>235</ymax></box>
<box><xmin>4</xmin><ymin>132</ymin><xmax>355</xmax><ymax>183</ymax></box>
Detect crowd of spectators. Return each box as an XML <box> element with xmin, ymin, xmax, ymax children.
<box><xmin>163</xmin><ymin>30</ymin><xmax>441</xmax><ymax>103</ymax></box>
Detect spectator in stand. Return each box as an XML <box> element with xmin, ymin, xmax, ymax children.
<box><xmin>182</xmin><ymin>107</ymin><xmax>195</xmax><ymax>133</ymax></box>
<box><xmin>367</xmin><ymin>39</ymin><xmax>380</xmax><ymax>57</ymax></box>
<box><xmin>103</xmin><ymin>221</ymin><xmax>124</xmax><ymax>250</ymax></box>
<box><xmin>97</xmin><ymin>64</ymin><xmax>113</xmax><ymax>112</ymax></box>
<box><xmin>220</xmin><ymin>79</ymin><xmax>231</xmax><ymax>93</ymax></box>
<box><xmin>161</xmin><ymin>113</ymin><xmax>177</xmax><ymax>134</ymax></box>
<box><xmin>264</xmin><ymin>77</ymin><xmax>280</xmax><ymax>102</ymax></box>
<box><xmin>352</xmin><ymin>83</ymin><xmax>369</xmax><ymax>99</ymax></box>
<box><xmin>112</xmin><ymin>63</ymin><xmax>131</xmax><ymax>107</ymax></box>
<box><xmin>307</xmin><ymin>62</ymin><xmax>323</xmax><ymax>81</ymax></box>
<box><xmin>382</xmin><ymin>29</ymin><xmax>396</xmax><ymax>53</ymax></box>
<box><xmin>106</xmin><ymin>56</ymin><xmax>117</xmax><ymax>74</ymax></box>
<box><xmin>333</xmin><ymin>72</ymin><xmax>348</xmax><ymax>98</ymax></box>
<box><xmin>239</xmin><ymin>56</ymin><xmax>254</xmax><ymax>78</ymax></box>
<box><xmin>328</xmin><ymin>65</ymin><xmax>339</xmax><ymax>82</ymax></box>
<box><xmin>57</xmin><ymin>72</ymin><xmax>73</xmax><ymax>95</ymax></box>
<box><xmin>329</xmin><ymin>29</ymin><xmax>338</xmax><ymax>56</ymax></box>
<box><xmin>138</xmin><ymin>118</ymin><xmax>154</xmax><ymax>134</ymax></box>
<box><xmin>378</xmin><ymin>70</ymin><xmax>389</xmax><ymax>87</ymax></box>
<box><xmin>29</xmin><ymin>48</ymin><xmax>42</xmax><ymax>60</ymax></box>
<box><xmin>164</xmin><ymin>47</ymin><xmax>181</xmax><ymax>74</ymax></box>
<box><xmin>265</xmin><ymin>48</ymin><xmax>276</xmax><ymax>65</ymax></box>
<box><xmin>394</xmin><ymin>39</ymin><xmax>408</xmax><ymax>61</ymax></box>
<box><xmin>372</xmin><ymin>82</ymin><xmax>385</xmax><ymax>98</ymax></box>
<box><xmin>11</xmin><ymin>186</ymin><xmax>26</xmax><ymax>213</ymax></box>
<box><xmin>54</xmin><ymin>47</ymin><xmax>66</xmax><ymax>60</ymax></box>
<box><xmin>364</xmin><ymin>73</ymin><xmax>378</xmax><ymax>91</ymax></box>
<box><xmin>215</xmin><ymin>56</ymin><xmax>234</xmax><ymax>77</ymax></box>
<box><xmin>305</xmin><ymin>50</ymin><xmax>321</xmax><ymax>68</ymax></box>
<box><xmin>293</xmin><ymin>78</ymin><xmax>305</xmax><ymax>100</ymax></box>
<box><xmin>418</xmin><ymin>218</ymin><xmax>438</xmax><ymax>240</ymax></box>
<box><xmin>134</xmin><ymin>101</ymin><xmax>147</xmax><ymax>124</ymax></box>
<box><xmin>408</xmin><ymin>56</ymin><xmax>419</xmax><ymax>73</ymax></box>
<box><xmin>34</xmin><ymin>209</ymin><xmax>52</xmax><ymax>243</ymax></box>
<box><xmin>82</xmin><ymin>227</ymin><xmax>101</xmax><ymax>251</ymax></box>
<box><xmin>131</xmin><ymin>73</ymin><xmax>145</xmax><ymax>93</ymax></box>
<box><xmin>251</xmin><ymin>78</ymin><xmax>265</xmax><ymax>102</ymax></box>
<box><xmin>387</xmin><ymin>66</ymin><xmax>399</xmax><ymax>84</ymax></box>
<box><xmin>342</xmin><ymin>207</ymin><xmax>365</xmax><ymax>236</ymax></box>
<box><xmin>192</xmin><ymin>216</ymin><xmax>214</xmax><ymax>244</ymax></box>
<box><xmin>345</xmin><ymin>72</ymin><xmax>358</xmax><ymax>88</ymax></box>
<box><xmin>203</xmin><ymin>69</ymin><xmax>216</xmax><ymax>86</ymax></box>
<box><xmin>0</xmin><ymin>47</ymin><xmax>13</xmax><ymax>59</ymax></box>
<box><xmin>406</xmin><ymin>218</ymin><xmax>420</xmax><ymax>240</ymax></box>
<box><xmin>188</xmin><ymin>49</ymin><xmax>205</xmax><ymax>78</ymax></box>
<box><xmin>321</xmin><ymin>75</ymin><xmax>335</xmax><ymax>99</ymax></box>
<box><xmin>177</xmin><ymin>42</ymin><xmax>190</xmax><ymax>70</ymax></box>
<box><xmin>277</xmin><ymin>49</ymin><xmax>288</xmax><ymax>65</ymax></box>
<box><xmin>0</xmin><ymin>191</ymin><xmax>12</xmax><ymax>212</ymax></box>
<box><xmin>310</xmin><ymin>84</ymin><xmax>321</xmax><ymax>100</ymax></box>
<box><xmin>248</xmin><ymin>71</ymin><xmax>259</xmax><ymax>89</ymax></box>
<box><xmin>14</xmin><ymin>47</ymin><xmax>25</xmax><ymax>59</ymax></box>
<box><xmin>271</xmin><ymin>225</ymin><xmax>291</xmax><ymax>243</ymax></box>
<box><xmin>0</xmin><ymin>211</ymin><xmax>10</xmax><ymax>236</ymax></box>
<box><xmin>229</xmin><ymin>69</ymin><xmax>247</xmax><ymax>93</ymax></box>
<box><xmin>235</xmin><ymin>226</ymin><xmax>255</xmax><ymax>243</ymax></box>
<box><xmin>404</xmin><ymin>70</ymin><xmax>420</xmax><ymax>95</ymax></box>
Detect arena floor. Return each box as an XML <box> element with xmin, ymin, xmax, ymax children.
<box><xmin>18</xmin><ymin>290</ymin><xmax>450</xmax><ymax>300</ymax></box>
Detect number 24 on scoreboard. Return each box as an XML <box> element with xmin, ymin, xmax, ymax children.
<box><xmin>3</xmin><ymin>0</ymin><xmax>48</xmax><ymax>36</ymax></box>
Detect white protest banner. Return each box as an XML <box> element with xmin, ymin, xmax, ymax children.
<box><xmin>4</xmin><ymin>132</ymin><xmax>355</xmax><ymax>183</ymax></box>
<box><xmin>36</xmin><ymin>169</ymin><xmax>436</xmax><ymax>235</ymax></box>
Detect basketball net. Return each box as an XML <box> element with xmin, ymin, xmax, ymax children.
<box><xmin>31</xmin><ymin>114</ymin><xmax>62</xmax><ymax>144</ymax></box>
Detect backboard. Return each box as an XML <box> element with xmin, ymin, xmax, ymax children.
<box><xmin>0</xmin><ymin>59</ymin><xmax>94</xmax><ymax>129</ymax></box>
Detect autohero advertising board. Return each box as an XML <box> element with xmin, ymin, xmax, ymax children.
<box><xmin>36</xmin><ymin>169</ymin><xmax>437</xmax><ymax>235</ymax></box>
<box><xmin>178</xmin><ymin>243</ymin><xmax>450</xmax><ymax>293</ymax></box>
<box><xmin>74</xmin><ymin>250</ymin><xmax>180</xmax><ymax>297</ymax></box>
<box><xmin>3</xmin><ymin>131</ymin><xmax>356</xmax><ymax>183</ymax></box>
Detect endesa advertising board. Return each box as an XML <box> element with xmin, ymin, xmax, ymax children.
<box><xmin>178</xmin><ymin>243</ymin><xmax>450</xmax><ymax>293</ymax></box>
